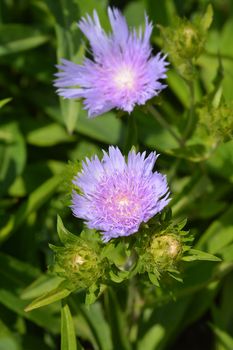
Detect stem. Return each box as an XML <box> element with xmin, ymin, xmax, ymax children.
<box><xmin>124</xmin><ymin>114</ymin><xmax>138</xmax><ymax>153</ymax></box>
<box><xmin>147</xmin><ymin>104</ymin><xmax>184</xmax><ymax>147</ymax></box>
<box><xmin>167</xmin><ymin>158</ymin><xmax>182</xmax><ymax>183</ymax></box>
<box><xmin>183</xmin><ymin>80</ymin><xmax>195</xmax><ymax>143</ymax></box>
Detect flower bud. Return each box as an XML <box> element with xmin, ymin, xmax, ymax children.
<box><xmin>177</xmin><ymin>24</ymin><xmax>202</xmax><ymax>59</ymax></box>
<box><xmin>158</xmin><ymin>6</ymin><xmax>213</xmax><ymax>81</ymax></box>
<box><xmin>149</xmin><ymin>234</ymin><xmax>182</xmax><ymax>270</ymax></box>
<box><xmin>51</xmin><ymin>240</ymin><xmax>105</xmax><ymax>290</ymax></box>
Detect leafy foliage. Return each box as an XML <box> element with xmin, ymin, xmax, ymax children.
<box><xmin>0</xmin><ymin>0</ymin><xmax>233</xmax><ymax>349</ymax></box>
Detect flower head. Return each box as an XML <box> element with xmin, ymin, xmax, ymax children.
<box><xmin>54</xmin><ymin>7</ymin><xmax>168</xmax><ymax>118</ymax></box>
<box><xmin>71</xmin><ymin>147</ymin><xmax>170</xmax><ymax>242</ymax></box>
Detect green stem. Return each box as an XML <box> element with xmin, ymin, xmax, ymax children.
<box><xmin>147</xmin><ymin>104</ymin><xmax>184</xmax><ymax>147</ymax></box>
<box><xmin>183</xmin><ymin>80</ymin><xmax>195</xmax><ymax>143</ymax></box>
<box><xmin>124</xmin><ymin>114</ymin><xmax>138</xmax><ymax>153</ymax></box>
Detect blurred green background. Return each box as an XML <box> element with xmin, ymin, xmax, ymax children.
<box><xmin>0</xmin><ymin>0</ymin><xmax>233</xmax><ymax>349</ymax></box>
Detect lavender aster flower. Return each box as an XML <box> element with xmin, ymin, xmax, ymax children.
<box><xmin>71</xmin><ymin>147</ymin><xmax>170</xmax><ymax>242</ymax></box>
<box><xmin>54</xmin><ymin>7</ymin><xmax>168</xmax><ymax>118</ymax></box>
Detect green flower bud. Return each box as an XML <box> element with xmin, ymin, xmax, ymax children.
<box><xmin>158</xmin><ymin>6</ymin><xmax>213</xmax><ymax>81</ymax></box>
<box><xmin>177</xmin><ymin>24</ymin><xmax>203</xmax><ymax>59</ymax></box>
<box><xmin>149</xmin><ymin>234</ymin><xmax>182</xmax><ymax>270</ymax></box>
<box><xmin>196</xmin><ymin>101</ymin><xmax>233</xmax><ymax>146</ymax></box>
<box><xmin>51</xmin><ymin>239</ymin><xmax>105</xmax><ymax>290</ymax></box>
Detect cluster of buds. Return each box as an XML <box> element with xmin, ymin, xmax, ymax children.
<box><xmin>24</xmin><ymin>215</ymin><xmax>220</xmax><ymax>312</ymax></box>
<box><xmin>49</xmin><ymin>214</ymin><xmax>188</xmax><ymax>293</ymax></box>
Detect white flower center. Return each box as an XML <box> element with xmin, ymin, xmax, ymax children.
<box><xmin>114</xmin><ymin>67</ymin><xmax>135</xmax><ymax>90</ymax></box>
<box><xmin>118</xmin><ymin>196</ymin><xmax>130</xmax><ymax>207</ymax></box>
<box><xmin>73</xmin><ymin>255</ymin><xmax>85</xmax><ymax>266</ymax></box>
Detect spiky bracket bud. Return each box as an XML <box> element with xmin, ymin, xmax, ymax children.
<box><xmin>49</xmin><ymin>216</ymin><xmax>107</xmax><ymax>292</ymax></box>
<box><xmin>132</xmin><ymin>213</ymin><xmax>220</xmax><ymax>286</ymax></box>
<box><xmin>158</xmin><ymin>5</ymin><xmax>213</xmax><ymax>80</ymax></box>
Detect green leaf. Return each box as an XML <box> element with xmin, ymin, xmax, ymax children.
<box><xmin>109</xmin><ymin>271</ymin><xmax>129</xmax><ymax>284</ymax></box>
<box><xmin>199</xmin><ymin>19</ymin><xmax>233</xmax><ymax>101</ymax></box>
<box><xmin>148</xmin><ymin>272</ymin><xmax>160</xmax><ymax>287</ymax></box>
<box><xmin>0</xmin><ymin>122</ymin><xmax>26</xmax><ymax>196</ymax></box>
<box><xmin>0</xmin><ymin>289</ymin><xmax>60</xmax><ymax>334</ymax></box>
<box><xmin>0</xmin><ymin>252</ymin><xmax>40</xmax><ymax>290</ymax></box>
<box><xmin>0</xmin><ymin>175</ymin><xmax>61</xmax><ymax>243</ymax></box>
<box><xmin>182</xmin><ymin>281</ymin><xmax>219</xmax><ymax>329</ymax></box>
<box><xmin>124</xmin><ymin>2</ymin><xmax>146</xmax><ymax>27</ymax></box>
<box><xmin>196</xmin><ymin>205</ymin><xmax>233</xmax><ymax>254</ymax></box>
<box><xmin>210</xmin><ymin>324</ymin><xmax>233</xmax><ymax>350</ymax></box>
<box><xmin>212</xmin><ymin>272</ymin><xmax>233</xmax><ymax>334</ymax></box>
<box><xmin>21</xmin><ymin>274</ymin><xmax>64</xmax><ymax>300</ymax></box>
<box><xmin>26</xmin><ymin>123</ymin><xmax>75</xmax><ymax>146</ymax></box>
<box><xmin>57</xmin><ymin>215</ymin><xmax>78</xmax><ymax>244</ymax></box>
<box><xmin>76</xmin><ymin>109</ymin><xmax>123</xmax><ymax>145</ymax></box>
<box><xmin>182</xmin><ymin>249</ymin><xmax>221</xmax><ymax>262</ymax></box>
<box><xmin>207</xmin><ymin>229</ymin><xmax>233</xmax><ymax>256</ymax></box>
<box><xmin>0</xmin><ymin>320</ymin><xmax>21</xmax><ymax>350</ymax></box>
<box><xmin>166</xmin><ymin>70</ymin><xmax>190</xmax><ymax>108</ymax></box>
<box><xmin>8</xmin><ymin>160</ymin><xmax>65</xmax><ymax>197</ymax></box>
<box><xmin>46</xmin><ymin>107</ymin><xmax>123</xmax><ymax>144</ymax></box>
<box><xmin>137</xmin><ymin>297</ymin><xmax>190</xmax><ymax>350</ymax></box>
<box><xmin>201</xmin><ymin>4</ymin><xmax>213</xmax><ymax>31</ymax></box>
<box><xmin>207</xmin><ymin>140</ymin><xmax>233</xmax><ymax>183</ymax></box>
<box><xmin>46</xmin><ymin>0</ymin><xmax>82</xmax><ymax>133</ymax></box>
<box><xmin>105</xmin><ymin>289</ymin><xmax>131</xmax><ymax>350</ymax></box>
<box><xmin>102</xmin><ymin>241</ymin><xmax>128</xmax><ymax>266</ymax></box>
<box><xmin>85</xmin><ymin>284</ymin><xmax>102</xmax><ymax>306</ymax></box>
<box><xmin>0</xmin><ymin>24</ymin><xmax>48</xmax><ymax>55</ymax></box>
<box><xmin>78</xmin><ymin>0</ymin><xmax>108</xmax><ymax>26</ymax></box>
<box><xmin>25</xmin><ymin>286</ymin><xmax>71</xmax><ymax>312</ymax></box>
<box><xmin>166</xmin><ymin>144</ymin><xmax>210</xmax><ymax>162</ymax></box>
<box><xmin>218</xmin><ymin>244</ymin><xmax>233</xmax><ymax>262</ymax></box>
<box><xmin>135</xmin><ymin>110</ymin><xmax>177</xmax><ymax>151</ymax></box>
<box><xmin>0</xmin><ymin>98</ymin><xmax>12</xmax><ymax>109</ymax></box>
<box><xmin>61</xmin><ymin>301</ymin><xmax>80</xmax><ymax>350</ymax></box>
<box><xmin>77</xmin><ymin>301</ymin><xmax>113</xmax><ymax>350</ymax></box>
<box><xmin>147</xmin><ymin>0</ymin><xmax>177</xmax><ymax>26</ymax></box>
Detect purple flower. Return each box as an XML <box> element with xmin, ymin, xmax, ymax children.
<box><xmin>71</xmin><ymin>147</ymin><xmax>170</xmax><ymax>242</ymax></box>
<box><xmin>54</xmin><ymin>7</ymin><xmax>168</xmax><ymax>118</ymax></box>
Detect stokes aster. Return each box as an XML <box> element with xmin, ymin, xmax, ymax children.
<box><xmin>71</xmin><ymin>147</ymin><xmax>170</xmax><ymax>242</ymax></box>
<box><xmin>54</xmin><ymin>7</ymin><xmax>168</xmax><ymax>117</ymax></box>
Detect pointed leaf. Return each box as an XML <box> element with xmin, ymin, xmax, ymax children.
<box><xmin>201</xmin><ymin>4</ymin><xmax>213</xmax><ymax>31</ymax></box>
<box><xmin>182</xmin><ymin>249</ymin><xmax>221</xmax><ymax>262</ymax></box>
<box><xmin>57</xmin><ymin>215</ymin><xmax>78</xmax><ymax>244</ymax></box>
<box><xmin>148</xmin><ymin>272</ymin><xmax>160</xmax><ymax>287</ymax></box>
<box><xmin>0</xmin><ymin>24</ymin><xmax>48</xmax><ymax>55</ymax></box>
<box><xmin>0</xmin><ymin>98</ymin><xmax>12</xmax><ymax>108</ymax></box>
<box><xmin>105</xmin><ymin>289</ymin><xmax>131</xmax><ymax>350</ymax></box>
<box><xmin>61</xmin><ymin>301</ymin><xmax>81</xmax><ymax>350</ymax></box>
<box><xmin>0</xmin><ymin>175</ymin><xmax>61</xmax><ymax>243</ymax></box>
<box><xmin>77</xmin><ymin>301</ymin><xmax>113</xmax><ymax>350</ymax></box>
<box><xmin>25</xmin><ymin>287</ymin><xmax>71</xmax><ymax>312</ymax></box>
<box><xmin>21</xmin><ymin>274</ymin><xmax>64</xmax><ymax>300</ymax></box>
<box><xmin>210</xmin><ymin>324</ymin><xmax>233</xmax><ymax>350</ymax></box>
